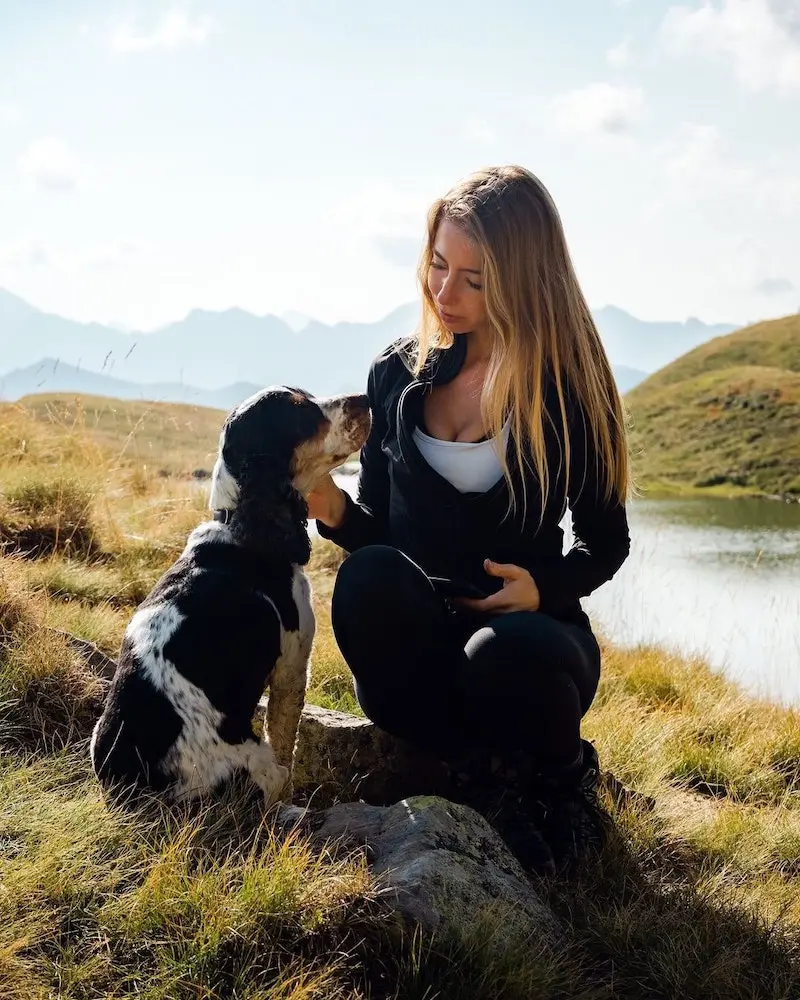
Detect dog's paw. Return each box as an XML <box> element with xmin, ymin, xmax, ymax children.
<box><xmin>262</xmin><ymin>763</ymin><xmax>290</xmax><ymax>807</ymax></box>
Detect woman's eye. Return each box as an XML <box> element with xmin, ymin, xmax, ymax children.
<box><xmin>430</xmin><ymin>261</ymin><xmax>446</xmax><ymax>270</ymax></box>
<box><xmin>467</xmin><ymin>278</ymin><xmax>483</xmax><ymax>290</ymax></box>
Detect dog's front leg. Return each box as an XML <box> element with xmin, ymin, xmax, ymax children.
<box><xmin>265</xmin><ymin>646</ymin><xmax>311</xmax><ymax>797</ymax></box>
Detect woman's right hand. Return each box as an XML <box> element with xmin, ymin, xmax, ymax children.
<box><xmin>306</xmin><ymin>473</ymin><xmax>347</xmax><ymax>528</ymax></box>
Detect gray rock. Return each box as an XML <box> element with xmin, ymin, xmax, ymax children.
<box><xmin>258</xmin><ymin>700</ymin><xmax>454</xmax><ymax>807</ymax></box>
<box><xmin>276</xmin><ymin>795</ymin><xmax>562</xmax><ymax>954</ymax></box>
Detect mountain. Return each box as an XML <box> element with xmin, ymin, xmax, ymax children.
<box><xmin>625</xmin><ymin>314</ymin><xmax>800</xmax><ymax>497</ymax></box>
<box><xmin>0</xmin><ymin>359</ymin><xmax>260</xmax><ymax>411</ymax></box>
<box><xmin>0</xmin><ymin>290</ymin><xmax>420</xmax><ymax>395</ymax></box>
<box><xmin>613</xmin><ymin>364</ymin><xmax>649</xmax><ymax>394</ymax></box>
<box><xmin>0</xmin><ymin>288</ymin><xmax>740</xmax><ymax>401</ymax></box>
<box><xmin>593</xmin><ymin>305</ymin><xmax>738</xmax><ymax>372</ymax></box>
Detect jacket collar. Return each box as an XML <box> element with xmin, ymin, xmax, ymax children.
<box><xmin>397</xmin><ymin>333</ymin><xmax>468</xmax><ymax>387</ymax></box>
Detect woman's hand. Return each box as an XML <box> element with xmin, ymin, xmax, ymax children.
<box><xmin>306</xmin><ymin>474</ymin><xmax>348</xmax><ymax>529</ymax></box>
<box><xmin>455</xmin><ymin>559</ymin><xmax>541</xmax><ymax>614</ymax></box>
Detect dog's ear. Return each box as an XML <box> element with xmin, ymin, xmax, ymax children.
<box><xmin>232</xmin><ymin>456</ymin><xmax>312</xmax><ymax>565</ymax></box>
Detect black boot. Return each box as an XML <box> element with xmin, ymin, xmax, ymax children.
<box><xmin>445</xmin><ymin>749</ymin><xmax>556</xmax><ymax>876</ymax></box>
<box><xmin>528</xmin><ymin>739</ymin><xmax>610</xmax><ymax>869</ymax></box>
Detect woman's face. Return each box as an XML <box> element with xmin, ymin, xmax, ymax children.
<box><xmin>427</xmin><ymin>219</ymin><xmax>488</xmax><ymax>336</ymax></box>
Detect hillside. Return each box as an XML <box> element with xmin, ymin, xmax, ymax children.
<box><xmin>626</xmin><ymin>315</ymin><xmax>800</xmax><ymax>497</ymax></box>
<box><xmin>0</xmin><ymin>358</ymin><xmax>261</xmax><ymax>413</ymax></box>
<box><xmin>9</xmin><ymin>394</ymin><xmax>224</xmax><ymax>476</ymax></box>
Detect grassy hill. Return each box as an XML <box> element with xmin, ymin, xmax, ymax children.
<box><xmin>2</xmin><ymin>387</ymin><xmax>800</xmax><ymax>996</ymax></box>
<box><xmin>16</xmin><ymin>393</ymin><xmax>224</xmax><ymax>476</ymax></box>
<box><xmin>626</xmin><ymin>314</ymin><xmax>800</xmax><ymax>497</ymax></box>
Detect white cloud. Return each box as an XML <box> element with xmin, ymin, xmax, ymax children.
<box><xmin>0</xmin><ymin>239</ymin><xmax>142</xmax><ymax>271</ymax></box>
<box><xmin>0</xmin><ymin>240</ymin><xmax>51</xmax><ymax>268</ymax></box>
<box><xmin>111</xmin><ymin>8</ymin><xmax>214</xmax><ymax>53</ymax></box>
<box><xmin>549</xmin><ymin>82</ymin><xmax>646</xmax><ymax>134</ymax></box>
<box><xmin>0</xmin><ymin>101</ymin><xmax>23</xmax><ymax>125</ymax></box>
<box><xmin>331</xmin><ymin>181</ymin><xmax>430</xmax><ymax>262</ymax></box>
<box><xmin>462</xmin><ymin>115</ymin><xmax>497</xmax><ymax>144</ymax></box>
<box><xmin>660</xmin><ymin>0</ymin><xmax>800</xmax><ymax>94</ymax></box>
<box><xmin>755</xmin><ymin>276</ymin><xmax>795</xmax><ymax>295</ymax></box>
<box><xmin>80</xmin><ymin>241</ymin><xmax>141</xmax><ymax>269</ymax></box>
<box><xmin>372</xmin><ymin>234</ymin><xmax>422</xmax><ymax>267</ymax></box>
<box><xmin>661</xmin><ymin>122</ymin><xmax>752</xmax><ymax>191</ymax></box>
<box><xmin>17</xmin><ymin>138</ymin><xmax>81</xmax><ymax>192</ymax></box>
<box><xmin>607</xmin><ymin>38</ymin><xmax>632</xmax><ymax>67</ymax></box>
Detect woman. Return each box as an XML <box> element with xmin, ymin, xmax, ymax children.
<box><xmin>308</xmin><ymin>165</ymin><xmax>631</xmax><ymax>872</ymax></box>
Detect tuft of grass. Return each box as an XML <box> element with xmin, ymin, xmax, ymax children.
<box><xmin>0</xmin><ymin>568</ymin><xmax>105</xmax><ymax>752</ymax></box>
<box><xmin>0</xmin><ymin>475</ymin><xmax>101</xmax><ymax>559</ymax></box>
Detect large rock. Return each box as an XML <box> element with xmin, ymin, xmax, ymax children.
<box><xmin>259</xmin><ymin>700</ymin><xmax>455</xmax><ymax>807</ymax></box>
<box><xmin>276</xmin><ymin>795</ymin><xmax>562</xmax><ymax>955</ymax></box>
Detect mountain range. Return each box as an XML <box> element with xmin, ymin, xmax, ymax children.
<box><xmin>0</xmin><ymin>288</ymin><xmax>738</xmax><ymax>408</ymax></box>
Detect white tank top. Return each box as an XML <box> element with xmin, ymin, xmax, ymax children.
<box><xmin>412</xmin><ymin>420</ymin><xmax>511</xmax><ymax>494</ymax></box>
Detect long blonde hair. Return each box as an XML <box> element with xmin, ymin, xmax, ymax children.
<box><xmin>414</xmin><ymin>164</ymin><xmax>630</xmax><ymax>518</ymax></box>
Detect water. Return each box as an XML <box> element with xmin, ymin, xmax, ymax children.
<box><xmin>326</xmin><ymin>477</ymin><xmax>800</xmax><ymax>708</ymax></box>
<box><xmin>579</xmin><ymin>497</ymin><xmax>800</xmax><ymax>708</ymax></box>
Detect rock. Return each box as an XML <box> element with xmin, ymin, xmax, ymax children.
<box><xmin>276</xmin><ymin>795</ymin><xmax>562</xmax><ymax>955</ymax></box>
<box><xmin>48</xmin><ymin>628</ymin><xmax>117</xmax><ymax>681</ymax></box>
<box><xmin>258</xmin><ymin>701</ymin><xmax>454</xmax><ymax>807</ymax></box>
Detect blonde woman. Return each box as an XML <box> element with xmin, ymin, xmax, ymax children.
<box><xmin>308</xmin><ymin>165</ymin><xmax>631</xmax><ymax>873</ymax></box>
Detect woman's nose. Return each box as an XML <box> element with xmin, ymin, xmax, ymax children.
<box><xmin>436</xmin><ymin>276</ymin><xmax>456</xmax><ymax>306</ymax></box>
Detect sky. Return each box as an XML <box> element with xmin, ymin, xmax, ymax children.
<box><xmin>1</xmin><ymin>0</ymin><xmax>799</xmax><ymax>332</ymax></box>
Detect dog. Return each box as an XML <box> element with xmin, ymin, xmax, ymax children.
<box><xmin>90</xmin><ymin>385</ymin><xmax>370</xmax><ymax>804</ymax></box>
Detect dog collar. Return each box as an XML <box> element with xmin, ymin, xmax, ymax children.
<box><xmin>213</xmin><ymin>509</ymin><xmax>234</xmax><ymax>524</ymax></box>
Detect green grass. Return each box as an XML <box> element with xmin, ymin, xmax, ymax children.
<box><xmin>637</xmin><ymin>314</ymin><xmax>800</xmax><ymax>392</ymax></box>
<box><xmin>627</xmin><ymin>316</ymin><xmax>800</xmax><ymax>497</ymax></box>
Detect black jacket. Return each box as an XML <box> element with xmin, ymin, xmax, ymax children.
<box><xmin>318</xmin><ymin>335</ymin><xmax>630</xmax><ymax>631</ymax></box>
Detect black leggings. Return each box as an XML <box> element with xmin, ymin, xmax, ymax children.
<box><xmin>330</xmin><ymin>545</ymin><xmax>601</xmax><ymax>775</ymax></box>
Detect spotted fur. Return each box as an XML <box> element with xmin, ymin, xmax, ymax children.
<box><xmin>90</xmin><ymin>386</ymin><xmax>370</xmax><ymax>804</ymax></box>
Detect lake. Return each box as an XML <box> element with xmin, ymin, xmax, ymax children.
<box><xmin>325</xmin><ymin>477</ymin><xmax>800</xmax><ymax>709</ymax></box>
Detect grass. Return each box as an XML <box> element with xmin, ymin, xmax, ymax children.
<box><xmin>2</xmin><ymin>392</ymin><xmax>800</xmax><ymax>996</ymax></box>
<box><xmin>625</xmin><ymin>313</ymin><xmax>800</xmax><ymax>498</ymax></box>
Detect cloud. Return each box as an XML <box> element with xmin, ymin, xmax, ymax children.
<box><xmin>607</xmin><ymin>38</ymin><xmax>632</xmax><ymax>67</ymax></box>
<box><xmin>111</xmin><ymin>7</ymin><xmax>214</xmax><ymax>52</ymax></box>
<box><xmin>662</xmin><ymin>123</ymin><xmax>751</xmax><ymax>190</ymax></box>
<box><xmin>332</xmin><ymin>182</ymin><xmax>430</xmax><ymax>268</ymax></box>
<box><xmin>17</xmin><ymin>138</ymin><xmax>81</xmax><ymax>192</ymax></box>
<box><xmin>660</xmin><ymin>0</ymin><xmax>800</xmax><ymax>94</ymax></box>
<box><xmin>549</xmin><ymin>82</ymin><xmax>646</xmax><ymax>134</ymax></box>
<box><xmin>462</xmin><ymin>115</ymin><xmax>497</xmax><ymax>144</ymax></box>
<box><xmin>0</xmin><ymin>240</ymin><xmax>51</xmax><ymax>268</ymax></box>
<box><xmin>80</xmin><ymin>241</ymin><xmax>141</xmax><ymax>269</ymax></box>
<box><xmin>754</xmin><ymin>276</ymin><xmax>795</xmax><ymax>295</ymax></box>
<box><xmin>373</xmin><ymin>234</ymin><xmax>422</xmax><ymax>268</ymax></box>
<box><xmin>0</xmin><ymin>102</ymin><xmax>23</xmax><ymax>125</ymax></box>
<box><xmin>0</xmin><ymin>239</ymin><xmax>141</xmax><ymax>271</ymax></box>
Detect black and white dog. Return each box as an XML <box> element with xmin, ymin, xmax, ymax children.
<box><xmin>90</xmin><ymin>386</ymin><xmax>370</xmax><ymax>804</ymax></box>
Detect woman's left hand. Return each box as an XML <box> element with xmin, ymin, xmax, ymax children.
<box><xmin>454</xmin><ymin>559</ymin><xmax>541</xmax><ymax>614</ymax></box>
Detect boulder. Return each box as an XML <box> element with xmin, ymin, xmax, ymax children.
<box><xmin>258</xmin><ymin>700</ymin><xmax>455</xmax><ymax>807</ymax></box>
<box><xmin>276</xmin><ymin>795</ymin><xmax>562</xmax><ymax>955</ymax></box>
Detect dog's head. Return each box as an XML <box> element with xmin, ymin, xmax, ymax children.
<box><xmin>209</xmin><ymin>386</ymin><xmax>370</xmax><ymax>561</ymax></box>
